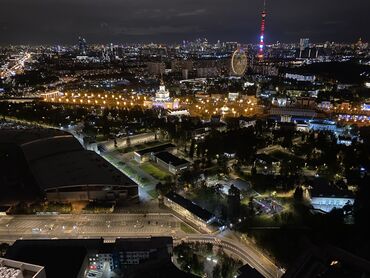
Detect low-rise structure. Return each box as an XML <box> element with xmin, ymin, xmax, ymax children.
<box><xmin>133</xmin><ymin>143</ymin><xmax>176</xmax><ymax>163</ymax></box>
<box><xmin>5</xmin><ymin>238</ymin><xmax>189</xmax><ymax>278</ymax></box>
<box><xmin>0</xmin><ymin>129</ymin><xmax>138</xmax><ymax>203</ymax></box>
<box><xmin>308</xmin><ymin>182</ymin><xmax>354</xmax><ymax>213</ymax></box>
<box><xmin>254</xmin><ymin>154</ymin><xmax>281</xmax><ymax>175</ymax></box>
<box><xmin>285</xmin><ymin>73</ymin><xmax>316</xmax><ymax>82</ymax></box>
<box><xmin>0</xmin><ymin>258</ymin><xmax>46</xmax><ymax>278</ymax></box>
<box><xmin>164</xmin><ymin>192</ymin><xmax>217</xmax><ymax>233</ymax></box>
<box><xmin>153</xmin><ymin>152</ymin><xmax>190</xmax><ymax>174</ymax></box>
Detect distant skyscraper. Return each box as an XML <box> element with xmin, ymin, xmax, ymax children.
<box><xmin>300</xmin><ymin>38</ymin><xmax>310</xmax><ymax>51</ymax></box>
<box><xmin>299</xmin><ymin>38</ymin><xmax>311</xmax><ymax>58</ymax></box>
<box><xmin>78</xmin><ymin>36</ymin><xmax>87</xmax><ymax>55</ymax></box>
<box><xmin>258</xmin><ymin>0</ymin><xmax>267</xmax><ymax>61</ymax></box>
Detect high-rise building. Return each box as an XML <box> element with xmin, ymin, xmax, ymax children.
<box><xmin>78</xmin><ymin>36</ymin><xmax>87</xmax><ymax>55</ymax></box>
<box><xmin>147</xmin><ymin>62</ymin><xmax>166</xmax><ymax>76</ymax></box>
<box><xmin>300</xmin><ymin>38</ymin><xmax>310</xmax><ymax>51</ymax></box>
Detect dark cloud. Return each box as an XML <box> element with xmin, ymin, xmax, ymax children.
<box><xmin>0</xmin><ymin>0</ymin><xmax>368</xmax><ymax>44</ymax></box>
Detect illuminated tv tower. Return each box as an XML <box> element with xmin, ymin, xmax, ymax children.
<box><xmin>258</xmin><ymin>0</ymin><xmax>267</xmax><ymax>60</ymax></box>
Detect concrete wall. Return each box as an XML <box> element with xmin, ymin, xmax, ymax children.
<box><xmin>46</xmin><ymin>185</ymin><xmax>138</xmax><ymax>202</ymax></box>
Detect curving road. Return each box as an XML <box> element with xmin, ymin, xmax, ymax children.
<box><xmin>178</xmin><ymin>235</ymin><xmax>284</xmax><ymax>278</ymax></box>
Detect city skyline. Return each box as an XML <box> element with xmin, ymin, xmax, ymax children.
<box><xmin>0</xmin><ymin>1</ymin><xmax>369</xmax><ymax>277</ymax></box>
<box><xmin>0</xmin><ymin>0</ymin><xmax>369</xmax><ymax>45</ymax></box>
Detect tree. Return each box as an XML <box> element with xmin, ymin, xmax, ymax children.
<box><xmin>328</xmin><ymin>208</ymin><xmax>344</xmax><ymax>224</ymax></box>
<box><xmin>227</xmin><ymin>184</ymin><xmax>241</xmax><ymax>221</ymax></box>
<box><xmin>192</xmin><ymin>254</ymin><xmax>204</xmax><ymax>275</ymax></box>
<box><xmin>174</xmin><ymin>242</ymin><xmax>193</xmax><ymax>271</ymax></box>
<box><xmin>0</xmin><ymin>243</ymin><xmax>9</xmax><ymax>256</ymax></box>
<box><xmin>189</xmin><ymin>139</ymin><xmax>195</xmax><ymax>158</ymax></box>
<box><xmin>212</xmin><ymin>264</ymin><xmax>222</xmax><ymax>278</ymax></box>
<box><xmin>251</xmin><ymin>166</ymin><xmax>257</xmax><ymax>176</ymax></box>
<box><xmin>294</xmin><ymin>186</ymin><xmax>304</xmax><ymax>201</ymax></box>
<box><xmin>354</xmin><ymin>176</ymin><xmax>370</xmax><ymax>230</ymax></box>
<box><xmin>155</xmin><ymin>182</ymin><xmax>172</xmax><ymax>196</ymax></box>
<box><xmin>248</xmin><ymin>196</ymin><xmax>255</xmax><ymax>218</ymax></box>
<box><xmin>282</xmin><ymin>132</ymin><xmax>293</xmax><ymax>148</ymax></box>
<box><xmin>126</xmin><ymin>136</ymin><xmax>131</xmax><ymax>148</ymax></box>
<box><xmin>180</xmin><ymin>170</ymin><xmax>198</xmax><ymax>185</ymax></box>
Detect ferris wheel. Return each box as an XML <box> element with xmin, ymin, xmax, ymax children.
<box><xmin>231</xmin><ymin>48</ymin><xmax>248</xmax><ymax>76</ymax></box>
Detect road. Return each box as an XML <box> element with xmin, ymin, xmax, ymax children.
<box><xmin>0</xmin><ymin>213</ymin><xmax>283</xmax><ymax>278</ymax></box>
<box><xmin>0</xmin><ymin>213</ymin><xmax>187</xmax><ymax>240</ymax></box>
<box><xmin>179</xmin><ymin>234</ymin><xmax>284</xmax><ymax>278</ymax></box>
<box><xmin>0</xmin><ymin>52</ymin><xmax>31</xmax><ymax>79</ymax></box>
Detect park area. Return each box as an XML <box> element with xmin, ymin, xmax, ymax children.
<box><xmin>140</xmin><ymin>162</ymin><xmax>171</xmax><ymax>180</ymax></box>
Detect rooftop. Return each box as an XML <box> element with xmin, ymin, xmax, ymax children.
<box><xmin>165</xmin><ymin>192</ymin><xmax>215</xmax><ymax>222</ymax></box>
<box><xmin>0</xmin><ymin>129</ymin><xmax>70</xmax><ymax>146</ymax></box>
<box><xmin>309</xmin><ymin>179</ymin><xmax>354</xmax><ymax>199</ymax></box>
<box><xmin>154</xmin><ymin>151</ymin><xmax>189</xmax><ymax>167</ymax></box>
<box><xmin>256</xmin><ymin>153</ymin><xmax>280</xmax><ymax>163</ymax></box>
<box><xmin>31</xmin><ymin>150</ymin><xmax>136</xmax><ymax>190</ymax></box>
<box><xmin>0</xmin><ymin>258</ymin><xmax>45</xmax><ymax>278</ymax></box>
<box><xmin>0</xmin><ymin>129</ymin><xmax>137</xmax><ymax>191</ymax></box>
<box><xmin>5</xmin><ymin>240</ymin><xmax>100</xmax><ymax>278</ymax></box>
<box><xmin>135</xmin><ymin>143</ymin><xmax>175</xmax><ymax>156</ymax></box>
<box><xmin>5</xmin><ymin>238</ymin><xmax>180</xmax><ymax>278</ymax></box>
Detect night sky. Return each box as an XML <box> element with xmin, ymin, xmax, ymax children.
<box><xmin>0</xmin><ymin>0</ymin><xmax>369</xmax><ymax>45</ymax></box>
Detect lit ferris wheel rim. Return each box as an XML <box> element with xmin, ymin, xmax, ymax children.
<box><xmin>231</xmin><ymin>48</ymin><xmax>248</xmax><ymax>76</ymax></box>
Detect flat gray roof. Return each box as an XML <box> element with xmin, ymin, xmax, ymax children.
<box><xmin>0</xmin><ymin>128</ymin><xmax>69</xmax><ymax>146</ymax></box>
<box><xmin>22</xmin><ymin>136</ymin><xmax>83</xmax><ymax>162</ymax></box>
<box><xmin>165</xmin><ymin>192</ymin><xmax>214</xmax><ymax>222</ymax></box>
<box><xmin>154</xmin><ymin>151</ymin><xmax>189</xmax><ymax>167</ymax></box>
<box><xmin>135</xmin><ymin>143</ymin><xmax>175</xmax><ymax>156</ymax></box>
<box><xmin>31</xmin><ymin>150</ymin><xmax>136</xmax><ymax>190</ymax></box>
<box><xmin>0</xmin><ymin>129</ymin><xmax>137</xmax><ymax>191</ymax></box>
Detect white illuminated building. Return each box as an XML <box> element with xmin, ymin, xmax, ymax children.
<box><xmin>144</xmin><ymin>81</ymin><xmax>179</xmax><ymax>110</ymax></box>
<box><xmin>310</xmin><ymin>196</ymin><xmax>354</xmax><ymax>213</ymax></box>
<box><xmin>308</xmin><ymin>184</ymin><xmax>355</xmax><ymax>213</ymax></box>
<box><xmin>155</xmin><ymin>82</ymin><xmax>171</xmax><ymax>102</ymax></box>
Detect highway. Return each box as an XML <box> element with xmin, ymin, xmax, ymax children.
<box><xmin>0</xmin><ymin>213</ymin><xmax>186</xmax><ymax>239</ymax></box>
<box><xmin>0</xmin><ymin>213</ymin><xmax>283</xmax><ymax>278</ymax></box>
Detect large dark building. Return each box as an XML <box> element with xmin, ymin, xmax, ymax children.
<box><xmin>0</xmin><ymin>129</ymin><xmax>138</xmax><ymax>204</ymax></box>
<box><xmin>5</xmin><ymin>237</ymin><xmax>197</xmax><ymax>278</ymax></box>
